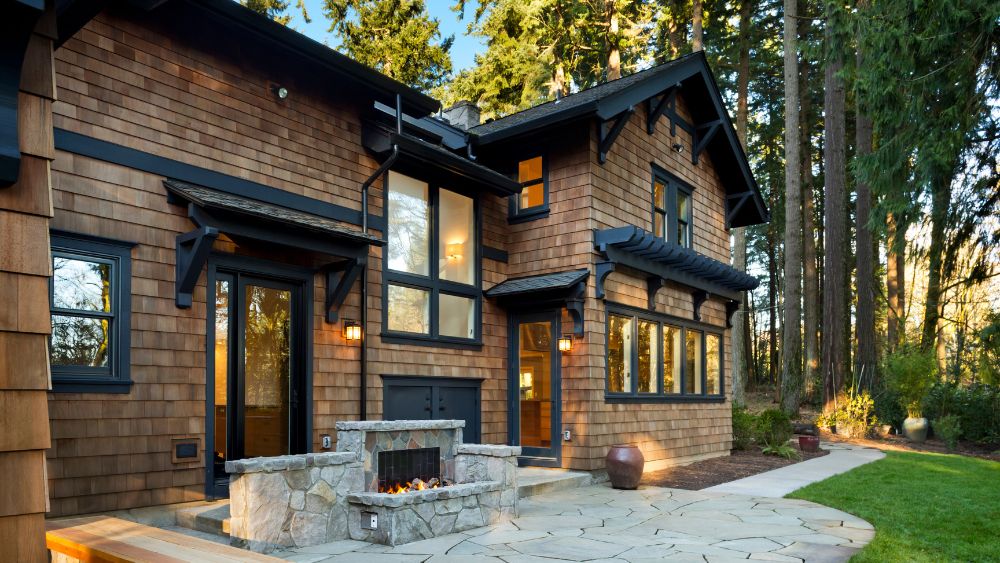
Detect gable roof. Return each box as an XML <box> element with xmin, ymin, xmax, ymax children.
<box><xmin>470</xmin><ymin>52</ymin><xmax>769</xmax><ymax>228</ymax></box>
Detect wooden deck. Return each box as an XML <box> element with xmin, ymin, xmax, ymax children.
<box><xmin>46</xmin><ymin>516</ymin><xmax>279</xmax><ymax>562</ymax></box>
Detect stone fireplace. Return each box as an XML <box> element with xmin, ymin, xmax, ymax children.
<box><xmin>227</xmin><ymin>419</ymin><xmax>520</xmax><ymax>552</ymax></box>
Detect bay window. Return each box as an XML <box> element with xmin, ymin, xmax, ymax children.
<box><xmin>605</xmin><ymin>306</ymin><xmax>723</xmax><ymax>401</ymax></box>
<box><xmin>384</xmin><ymin>171</ymin><xmax>480</xmax><ymax>345</ymax></box>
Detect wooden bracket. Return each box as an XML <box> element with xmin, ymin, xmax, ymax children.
<box><xmin>598</xmin><ymin>107</ymin><xmax>635</xmax><ymax>164</ymax></box>
<box><xmin>0</xmin><ymin>1</ymin><xmax>44</xmax><ymax>187</ymax></box>
<box><xmin>646</xmin><ymin>86</ymin><xmax>679</xmax><ymax>135</ymax></box>
<box><xmin>595</xmin><ymin>261</ymin><xmax>616</xmax><ymax>299</ymax></box>
<box><xmin>566</xmin><ymin>298</ymin><xmax>585</xmax><ymax>337</ymax></box>
<box><xmin>646</xmin><ymin>276</ymin><xmax>664</xmax><ymax>310</ymax></box>
<box><xmin>175</xmin><ymin>226</ymin><xmax>220</xmax><ymax>308</ymax></box>
<box><xmin>692</xmin><ymin>119</ymin><xmax>723</xmax><ymax>165</ymax></box>
<box><xmin>692</xmin><ymin>289</ymin><xmax>709</xmax><ymax>321</ymax></box>
<box><xmin>725</xmin><ymin>299</ymin><xmax>740</xmax><ymax>328</ymax></box>
<box><xmin>324</xmin><ymin>256</ymin><xmax>365</xmax><ymax>323</ymax></box>
<box><xmin>726</xmin><ymin>191</ymin><xmax>753</xmax><ymax>227</ymax></box>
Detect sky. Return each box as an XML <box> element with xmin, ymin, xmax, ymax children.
<box><xmin>285</xmin><ymin>0</ymin><xmax>486</xmax><ymax>72</ymax></box>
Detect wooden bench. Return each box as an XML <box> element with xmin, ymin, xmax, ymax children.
<box><xmin>46</xmin><ymin>516</ymin><xmax>280</xmax><ymax>562</ymax></box>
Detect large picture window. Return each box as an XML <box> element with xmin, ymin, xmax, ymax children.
<box><xmin>653</xmin><ymin>167</ymin><xmax>693</xmax><ymax>248</ymax></box>
<box><xmin>385</xmin><ymin>171</ymin><xmax>480</xmax><ymax>345</ymax></box>
<box><xmin>605</xmin><ymin>305</ymin><xmax>723</xmax><ymax>401</ymax></box>
<box><xmin>49</xmin><ymin>232</ymin><xmax>133</xmax><ymax>393</ymax></box>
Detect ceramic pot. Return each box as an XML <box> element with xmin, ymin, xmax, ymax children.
<box><xmin>902</xmin><ymin>417</ymin><xmax>929</xmax><ymax>443</ymax></box>
<box><xmin>606</xmin><ymin>444</ymin><xmax>644</xmax><ymax>489</ymax></box>
<box><xmin>798</xmin><ymin>435</ymin><xmax>820</xmax><ymax>452</ymax></box>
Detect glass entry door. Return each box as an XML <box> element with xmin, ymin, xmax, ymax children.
<box><xmin>511</xmin><ymin>312</ymin><xmax>561</xmax><ymax>464</ymax></box>
<box><xmin>211</xmin><ymin>271</ymin><xmax>306</xmax><ymax>494</ymax></box>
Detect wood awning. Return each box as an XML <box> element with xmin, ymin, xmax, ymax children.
<box><xmin>485</xmin><ymin>269</ymin><xmax>589</xmax><ymax>336</ymax></box>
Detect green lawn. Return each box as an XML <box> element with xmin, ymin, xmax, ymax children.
<box><xmin>788</xmin><ymin>450</ymin><xmax>1000</xmax><ymax>562</ymax></box>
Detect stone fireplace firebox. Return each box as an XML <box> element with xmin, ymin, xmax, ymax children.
<box><xmin>227</xmin><ymin>420</ymin><xmax>520</xmax><ymax>552</ymax></box>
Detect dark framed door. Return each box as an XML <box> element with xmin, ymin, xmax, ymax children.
<box><xmin>382</xmin><ymin>376</ymin><xmax>482</xmax><ymax>444</ymax></box>
<box><xmin>207</xmin><ymin>262</ymin><xmax>311</xmax><ymax>497</ymax></box>
<box><xmin>509</xmin><ymin>311</ymin><xmax>561</xmax><ymax>466</ymax></box>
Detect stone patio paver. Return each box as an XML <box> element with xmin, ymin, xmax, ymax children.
<box><xmin>275</xmin><ymin>482</ymin><xmax>875</xmax><ymax>562</ymax></box>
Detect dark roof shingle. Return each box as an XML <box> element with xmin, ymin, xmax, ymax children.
<box><xmin>485</xmin><ymin>269</ymin><xmax>589</xmax><ymax>298</ymax></box>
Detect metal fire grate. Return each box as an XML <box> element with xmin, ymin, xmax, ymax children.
<box><xmin>377</xmin><ymin>447</ymin><xmax>440</xmax><ymax>491</ymax></box>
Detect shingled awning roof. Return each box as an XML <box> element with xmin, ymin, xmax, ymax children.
<box><xmin>485</xmin><ymin>269</ymin><xmax>589</xmax><ymax>336</ymax></box>
<box><xmin>485</xmin><ymin>269</ymin><xmax>589</xmax><ymax>298</ymax></box>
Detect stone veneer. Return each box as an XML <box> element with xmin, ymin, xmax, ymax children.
<box><xmin>335</xmin><ymin>419</ymin><xmax>464</xmax><ymax>493</ymax></box>
<box><xmin>228</xmin><ymin>421</ymin><xmax>520</xmax><ymax>553</ymax></box>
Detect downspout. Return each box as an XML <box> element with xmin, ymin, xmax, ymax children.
<box><xmin>358</xmin><ymin>94</ymin><xmax>403</xmax><ymax>420</ymax></box>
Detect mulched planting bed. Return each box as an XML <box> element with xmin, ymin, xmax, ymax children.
<box><xmin>640</xmin><ymin>446</ymin><xmax>830</xmax><ymax>490</ymax></box>
<box><xmin>822</xmin><ymin>431</ymin><xmax>1000</xmax><ymax>462</ymax></box>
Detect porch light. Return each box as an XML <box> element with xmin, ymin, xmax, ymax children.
<box><xmin>558</xmin><ymin>335</ymin><xmax>573</xmax><ymax>352</ymax></box>
<box><xmin>671</xmin><ymin>142</ymin><xmax>684</xmax><ymax>153</ymax></box>
<box><xmin>343</xmin><ymin>320</ymin><xmax>362</xmax><ymax>341</ymax></box>
<box><xmin>271</xmin><ymin>84</ymin><xmax>289</xmax><ymax>100</ymax></box>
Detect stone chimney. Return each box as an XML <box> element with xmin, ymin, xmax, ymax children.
<box><xmin>443</xmin><ymin>100</ymin><xmax>481</xmax><ymax>130</ymax></box>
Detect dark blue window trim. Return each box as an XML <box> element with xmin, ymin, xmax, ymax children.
<box><xmin>49</xmin><ymin>231</ymin><xmax>135</xmax><ymax>394</ymax></box>
<box><xmin>382</xmin><ymin>173</ymin><xmax>483</xmax><ymax>348</ymax></box>
<box><xmin>508</xmin><ymin>154</ymin><xmax>549</xmax><ymax>223</ymax></box>
<box><xmin>652</xmin><ymin>164</ymin><xmax>694</xmax><ymax>249</ymax></box>
<box><xmin>604</xmin><ymin>302</ymin><xmax>724</xmax><ymax>403</ymax></box>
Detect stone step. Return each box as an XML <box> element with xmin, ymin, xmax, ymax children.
<box><xmin>516</xmin><ymin>467</ymin><xmax>595</xmax><ymax>498</ymax></box>
<box><xmin>175</xmin><ymin>500</ymin><xmax>231</xmax><ymax>538</ymax></box>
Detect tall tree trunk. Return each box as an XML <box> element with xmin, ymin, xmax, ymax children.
<box><xmin>692</xmin><ymin>0</ymin><xmax>703</xmax><ymax>51</ymax></box>
<box><xmin>607</xmin><ymin>4</ymin><xmax>621</xmax><ymax>80</ymax></box>
<box><xmin>886</xmin><ymin>213</ymin><xmax>900</xmax><ymax>351</ymax></box>
<box><xmin>822</xmin><ymin>2</ymin><xmax>848</xmax><ymax>413</ymax></box>
<box><xmin>768</xmin><ymin>232</ymin><xmax>778</xmax><ymax>389</ymax></box>
<box><xmin>801</xmin><ymin>53</ymin><xmax>819</xmax><ymax>404</ymax></box>
<box><xmin>731</xmin><ymin>0</ymin><xmax>751</xmax><ymax>407</ymax></box>
<box><xmin>667</xmin><ymin>0</ymin><xmax>682</xmax><ymax>59</ymax></box>
<box><xmin>854</xmin><ymin>23</ymin><xmax>877</xmax><ymax>389</ymax></box>
<box><xmin>780</xmin><ymin>0</ymin><xmax>803</xmax><ymax>415</ymax></box>
<box><xmin>921</xmin><ymin>173</ymin><xmax>951</xmax><ymax>353</ymax></box>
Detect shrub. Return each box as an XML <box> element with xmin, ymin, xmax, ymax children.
<box><xmin>833</xmin><ymin>391</ymin><xmax>879</xmax><ymax>438</ymax></box>
<box><xmin>761</xmin><ymin>443</ymin><xmax>800</xmax><ymax>459</ymax></box>
<box><xmin>732</xmin><ymin>406</ymin><xmax>756</xmax><ymax>450</ymax></box>
<box><xmin>884</xmin><ymin>346</ymin><xmax>937</xmax><ymax>417</ymax></box>
<box><xmin>755</xmin><ymin>409</ymin><xmax>793</xmax><ymax>447</ymax></box>
<box><xmin>934</xmin><ymin>415</ymin><xmax>962</xmax><ymax>450</ymax></box>
<box><xmin>873</xmin><ymin>387</ymin><xmax>907</xmax><ymax>431</ymax></box>
<box><xmin>923</xmin><ymin>382</ymin><xmax>1000</xmax><ymax>442</ymax></box>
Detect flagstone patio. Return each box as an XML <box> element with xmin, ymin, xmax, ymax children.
<box><xmin>273</xmin><ymin>483</ymin><xmax>874</xmax><ymax>562</ymax></box>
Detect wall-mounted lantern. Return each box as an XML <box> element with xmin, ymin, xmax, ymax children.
<box><xmin>271</xmin><ymin>84</ymin><xmax>289</xmax><ymax>100</ymax></box>
<box><xmin>558</xmin><ymin>335</ymin><xmax>573</xmax><ymax>353</ymax></box>
<box><xmin>343</xmin><ymin>320</ymin><xmax>362</xmax><ymax>342</ymax></box>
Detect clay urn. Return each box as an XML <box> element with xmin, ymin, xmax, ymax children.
<box><xmin>798</xmin><ymin>435</ymin><xmax>820</xmax><ymax>453</ymax></box>
<box><xmin>606</xmin><ymin>444</ymin><xmax>644</xmax><ymax>489</ymax></box>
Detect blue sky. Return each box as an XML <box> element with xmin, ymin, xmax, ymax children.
<box><xmin>285</xmin><ymin>0</ymin><xmax>485</xmax><ymax>72</ymax></box>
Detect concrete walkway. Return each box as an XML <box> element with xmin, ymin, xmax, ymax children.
<box><xmin>275</xmin><ymin>483</ymin><xmax>875</xmax><ymax>562</ymax></box>
<box><xmin>703</xmin><ymin>443</ymin><xmax>885</xmax><ymax>498</ymax></box>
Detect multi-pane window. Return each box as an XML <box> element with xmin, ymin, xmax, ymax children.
<box><xmin>510</xmin><ymin>155</ymin><xmax>547</xmax><ymax>219</ymax></box>
<box><xmin>653</xmin><ymin>168</ymin><xmax>693</xmax><ymax>248</ymax></box>
<box><xmin>385</xmin><ymin>171</ymin><xmax>479</xmax><ymax>343</ymax></box>
<box><xmin>606</xmin><ymin>307</ymin><xmax>722</xmax><ymax>400</ymax></box>
<box><xmin>49</xmin><ymin>233</ymin><xmax>133</xmax><ymax>393</ymax></box>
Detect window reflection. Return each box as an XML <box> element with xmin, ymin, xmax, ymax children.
<box><xmin>387</xmin><ymin>172</ymin><xmax>430</xmax><ymax>276</ymax></box>
<box><xmin>608</xmin><ymin>314</ymin><xmax>633</xmax><ymax>393</ymax></box>
<box><xmin>638</xmin><ymin>320</ymin><xmax>657</xmax><ymax>393</ymax></box>
<box><xmin>387</xmin><ymin>284</ymin><xmax>430</xmax><ymax>334</ymax></box>
<box><xmin>439</xmin><ymin>189</ymin><xmax>474</xmax><ymax>285</ymax></box>
<box><xmin>686</xmin><ymin>329</ymin><xmax>703</xmax><ymax>394</ymax></box>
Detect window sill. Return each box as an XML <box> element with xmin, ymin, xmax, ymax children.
<box><xmin>50</xmin><ymin>377</ymin><xmax>133</xmax><ymax>394</ymax></box>
<box><xmin>604</xmin><ymin>394</ymin><xmax>726</xmax><ymax>404</ymax></box>
<box><xmin>508</xmin><ymin>207</ymin><xmax>549</xmax><ymax>224</ymax></box>
<box><xmin>380</xmin><ymin>332</ymin><xmax>483</xmax><ymax>351</ymax></box>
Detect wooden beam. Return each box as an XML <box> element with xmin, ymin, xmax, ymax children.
<box><xmin>692</xmin><ymin>289</ymin><xmax>709</xmax><ymax>321</ymax></box>
<box><xmin>646</xmin><ymin>86</ymin><xmax>678</xmax><ymax>134</ymax></box>
<box><xmin>595</xmin><ymin>261</ymin><xmax>616</xmax><ymax>299</ymax></box>
<box><xmin>692</xmin><ymin>119</ymin><xmax>723</xmax><ymax>165</ymax></box>
<box><xmin>647</xmin><ymin>276</ymin><xmax>665</xmax><ymax>309</ymax></box>
<box><xmin>598</xmin><ymin>107</ymin><xmax>635</xmax><ymax>164</ymax></box>
<box><xmin>175</xmin><ymin>226</ymin><xmax>219</xmax><ymax>308</ymax></box>
<box><xmin>325</xmin><ymin>257</ymin><xmax>364</xmax><ymax>323</ymax></box>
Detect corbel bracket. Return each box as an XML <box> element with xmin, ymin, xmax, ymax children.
<box><xmin>725</xmin><ymin>299</ymin><xmax>740</xmax><ymax>329</ymax></box>
<box><xmin>566</xmin><ymin>297</ymin><xmax>585</xmax><ymax>338</ymax></box>
<box><xmin>692</xmin><ymin>289</ymin><xmax>709</xmax><ymax>322</ymax></box>
<box><xmin>692</xmin><ymin>119</ymin><xmax>723</xmax><ymax>165</ymax></box>
<box><xmin>595</xmin><ymin>261</ymin><xmax>616</xmax><ymax>299</ymax></box>
<box><xmin>646</xmin><ymin>276</ymin><xmax>665</xmax><ymax>310</ymax></box>
<box><xmin>646</xmin><ymin>86</ymin><xmax>679</xmax><ymax>135</ymax></box>
<box><xmin>175</xmin><ymin>226</ymin><xmax>220</xmax><ymax>308</ymax></box>
<box><xmin>325</xmin><ymin>256</ymin><xmax>366</xmax><ymax>323</ymax></box>
<box><xmin>0</xmin><ymin>1</ymin><xmax>45</xmax><ymax>187</ymax></box>
<box><xmin>598</xmin><ymin>107</ymin><xmax>635</xmax><ymax>164</ymax></box>
<box><xmin>726</xmin><ymin>191</ymin><xmax>753</xmax><ymax>227</ymax></box>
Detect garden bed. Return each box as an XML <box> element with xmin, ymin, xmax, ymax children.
<box><xmin>822</xmin><ymin>431</ymin><xmax>1000</xmax><ymax>461</ymax></box>
<box><xmin>640</xmin><ymin>446</ymin><xmax>829</xmax><ymax>490</ymax></box>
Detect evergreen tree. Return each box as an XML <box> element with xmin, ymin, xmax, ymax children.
<box><xmin>241</xmin><ymin>0</ymin><xmax>309</xmax><ymax>26</ymax></box>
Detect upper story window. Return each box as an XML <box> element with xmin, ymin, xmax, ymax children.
<box><xmin>49</xmin><ymin>232</ymin><xmax>133</xmax><ymax>393</ymax></box>
<box><xmin>509</xmin><ymin>155</ymin><xmax>548</xmax><ymax>222</ymax></box>
<box><xmin>385</xmin><ymin>171</ymin><xmax>480</xmax><ymax>345</ymax></box>
<box><xmin>653</xmin><ymin>168</ymin><xmax>693</xmax><ymax>248</ymax></box>
<box><xmin>606</xmin><ymin>306</ymin><xmax>722</xmax><ymax>401</ymax></box>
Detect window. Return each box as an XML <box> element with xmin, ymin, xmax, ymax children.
<box><xmin>49</xmin><ymin>232</ymin><xmax>133</xmax><ymax>393</ymax></box>
<box><xmin>509</xmin><ymin>155</ymin><xmax>548</xmax><ymax>221</ymax></box>
<box><xmin>652</xmin><ymin>167</ymin><xmax>693</xmax><ymax>248</ymax></box>
<box><xmin>385</xmin><ymin>171</ymin><xmax>480</xmax><ymax>345</ymax></box>
<box><xmin>605</xmin><ymin>306</ymin><xmax>723</xmax><ymax>401</ymax></box>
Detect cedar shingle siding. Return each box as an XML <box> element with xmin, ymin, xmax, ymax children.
<box><xmin>42</xmin><ymin>6</ymin><xmax>759</xmax><ymax>516</ymax></box>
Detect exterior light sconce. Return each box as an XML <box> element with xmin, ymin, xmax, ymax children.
<box><xmin>343</xmin><ymin>320</ymin><xmax>362</xmax><ymax>342</ymax></box>
<box><xmin>558</xmin><ymin>335</ymin><xmax>573</xmax><ymax>352</ymax></box>
<box><xmin>671</xmin><ymin>142</ymin><xmax>684</xmax><ymax>154</ymax></box>
<box><xmin>271</xmin><ymin>84</ymin><xmax>289</xmax><ymax>100</ymax></box>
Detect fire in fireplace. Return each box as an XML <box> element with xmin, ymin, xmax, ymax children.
<box><xmin>377</xmin><ymin>447</ymin><xmax>445</xmax><ymax>494</ymax></box>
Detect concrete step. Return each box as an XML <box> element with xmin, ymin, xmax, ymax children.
<box><xmin>516</xmin><ymin>467</ymin><xmax>596</xmax><ymax>499</ymax></box>
<box><xmin>175</xmin><ymin>500</ymin><xmax>231</xmax><ymax>538</ymax></box>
